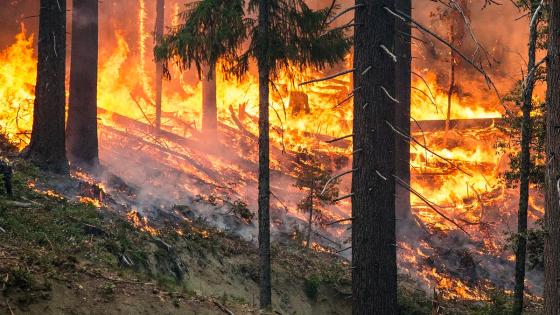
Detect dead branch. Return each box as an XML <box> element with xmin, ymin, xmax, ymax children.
<box><xmin>299</xmin><ymin>68</ymin><xmax>355</xmax><ymax>86</ymax></box>
<box><xmin>321</xmin><ymin>169</ymin><xmax>356</xmax><ymax>195</ymax></box>
<box><xmin>326</xmin><ymin>217</ymin><xmax>354</xmax><ymax>226</ymax></box>
<box><xmin>313</xmin><ymin>231</ymin><xmax>342</xmax><ymax>248</ymax></box>
<box><xmin>213</xmin><ymin>301</ymin><xmax>235</xmax><ymax>315</ymax></box>
<box><xmin>393</xmin><ymin>175</ymin><xmax>470</xmax><ymax>236</ymax></box>
<box><xmin>380</xmin><ymin>86</ymin><xmax>400</xmax><ymax>103</ymax></box>
<box><xmin>336</xmin><ymin>246</ymin><xmax>352</xmax><ymax>253</ymax></box>
<box><xmin>333</xmin><ymin>193</ymin><xmax>354</xmax><ymax>202</ymax></box>
<box><xmin>386</xmin><ymin>7</ymin><xmax>503</xmax><ymax>103</ymax></box>
<box><xmin>385</xmin><ymin>120</ymin><xmax>473</xmax><ymax>177</ymax></box>
<box><xmin>327</xmin><ymin>4</ymin><xmax>365</xmax><ymax>25</ymax></box>
<box><xmin>325</xmin><ymin>133</ymin><xmax>353</xmax><ymax>143</ymax></box>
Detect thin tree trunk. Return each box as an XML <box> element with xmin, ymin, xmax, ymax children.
<box><xmin>67</xmin><ymin>0</ymin><xmax>99</xmax><ymax>168</ymax></box>
<box><xmin>306</xmin><ymin>193</ymin><xmax>313</xmax><ymax>248</ymax></box>
<box><xmin>202</xmin><ymin>62</ymin><xmax>218</xmax><ymax>138</ymax></box>
<box><xmin>544</xmin><ymin>0</ymin><xmax>560</xmax><ymax>313</ymax></box>
<box><xmin>394</xmin><ymin>0</ymin><xmax>412</xmax><ymax>225</ymax></box>
<box><xmin>257</xmin><ymin>0</ymin><xmax>271</xmax><ymax>309</ymax></box>
<box><xmin>514</xmin><ymin>4</ymin><xmax>540</xmax><ymax>313</ymax></box>
<box><xmin>26</xmin><ymin>0</ymin><xmax>67</xmax><ymax>173</ymax></box>
<box><xmin>155</xmin><ymin>0</ymin><xmax>165</xmax><ymax>132</ymax></box>
<box><xmin>352</xmin><ymin>0</ymin><xmax>397</xmax><ymax>314</ymax></box>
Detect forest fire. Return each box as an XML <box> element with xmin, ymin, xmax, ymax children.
<box><xmin>0</xmin><ymin>0</ymin><xmax>547</xmax><ymax>309</ymax></box>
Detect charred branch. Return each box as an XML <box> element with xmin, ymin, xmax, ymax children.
<box><xmin>299</xmin><ymin>68</ymin><xmax>355</xmax><ymax>86</ymax></box>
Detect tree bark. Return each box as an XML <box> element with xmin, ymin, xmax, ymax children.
<box><xmin>257</xmin><ymin>0</ymin><xmax>271</xmax><ymax>309</ymax></box>
<box><xmin>66</xmin><ymin>0</ymin><xmax>99</xmax><ymax>168</ymax></box>
<box><xmin>394</xmin><ymin>0</ymin><xmax>412</xmax><ymax>225</ymax></box>
<box><xmin>26</xmin><ymin>0</ymin><xmax>68</xmax><ymax>173</ymax></box>
<box><xmin>306</xmin><ymin>193</ymin><xmax>313</xmax><ymax>249</ymax></box>
<box><xmin>202</xmin><ymin>62</ymin><xmax>218</xmax><ymax>139</ymax></box>
<box><xmin>514</xmin><ymin>4</ymin><xmax>540</xmax><ymax>313</ymax></box>
<box><xmin>544</xmin><ymin>0</ymin><xmax>560</xmax><ymax>313</ymax></box>
<box><xmin>352</xmin><ymin>0</ymin><xmax>397</xmax><ymax>314</ymax></box>
<box><xmin>155</xmin><ymin>0</ymin><xmax>165</xmax><ymax>132</ymax></box>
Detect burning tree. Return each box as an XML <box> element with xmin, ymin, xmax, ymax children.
<box><xmin>25</xmin><ymin>0</ymin><xmax>68</xmax><ymax>173</ymax></box>
<box><xmin>155</xmin><ymin>0</ymin><xmax>351</xmax><ymax>309</ymax></box>
<box><xmin>293</xmin><ymin>149</ymin><xmax>339</xmax><ymax>249</ymax></box>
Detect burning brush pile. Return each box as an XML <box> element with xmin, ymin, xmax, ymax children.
<box><xmin>0</xmin><ymin>0</ymin><xmax>544</xmax><ymax>306</ymax></box>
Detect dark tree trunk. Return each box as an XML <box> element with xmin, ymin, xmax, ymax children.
<box><xmin>202</xmin><ymin>62</ymin><xmax>218</xmax><ymax>138</ymax></box>
<box><xmin>257</xmin><ymin>0</ymin><xmax>271</xmax><ymax>309</ymax></box>
<box><xmin>394</xmin><ymin>0</ymin><xmax>412</xmax><ymax>225</ymax></box>
<box><xmin>513</xmin><ymin>5</ymin><xmax>540</xmax><ymax>314</ymax></box>
<box><xmin>26</xmin><ymin>0</ymin><xmax>68</xmax><ymax>173</ymax></box>
<box><xmin>155</xmin><ymin>0</ymin><xmax>165</xmax><ymax>131</ymax></box>
<box><xmin>351</xmin><ymin>0</ymin><xmax>397</xmax><ymax>314</ymax></box>
<box><xmin>544</xmin><ymin>0</ymin><xmax>560</xmax><ymax>313</ymax></box>
<box><xmin>66</xmin><ymin>0</ymin><xmax>99</xmax><ymax>168</ymax></box>
<box><xmin>306</xmin><ymin>193</ymin><xmax>313</xmax><ymax>249</ymax></box>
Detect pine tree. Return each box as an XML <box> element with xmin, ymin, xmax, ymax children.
<box><xmin>26</xmin><ymin>0</ymin><xmax>68</xmax><ymax>173</ymax></box>
<box><xmin>155</xmin><ymin>0</ymin><xmax>351</xmax><ymax>309</ymax></box>
<box><xmin>293</xmin><ymin>149</ymin><xmax>339</xmax><ymax>248</ymax></box>
<box><xmin>154</xmin><ymin>0</ymin><xmax>165</xmax><ymax>132</ymax></box>
<box><xmin>544</xmin><ymin>0</ymin><xmax>560</xmax><ymax>313</ymax></box>
<box><xmin>66</xmin><ymin>0</ymin><xmax>99</xmax><ymax>168</ymax></box>
<box><xmin>352</xmin><ymin>0</ymin><xmax>397</xmax><ymax>313</ymax></box>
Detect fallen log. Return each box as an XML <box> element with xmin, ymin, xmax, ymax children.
<box><xmin>411</xmin><ymin>118</ymin><xmax>501</xmax><ymax>133</ymax></box>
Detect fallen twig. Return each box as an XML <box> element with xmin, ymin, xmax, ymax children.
<box><xmin>213</xmin><ymin>300</ymin><xmax>235</xmax><ymax>315</ymax></box>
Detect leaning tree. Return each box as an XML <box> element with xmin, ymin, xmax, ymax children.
<box><xmin>155</xmin><ymin>0</ymin><xmax>351</xmax><ymax>309</ymax></box>
<box><xmin>26</xmin><ymin>0</ymin><xmax>68</xmax><ymax>173</ymax></box>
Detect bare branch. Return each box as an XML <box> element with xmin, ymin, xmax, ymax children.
<box><xmin>380</xmin><ymin>86</ymin><xmax>400</xmax><ymax>103</ymax></box>
<box><xmin>327</xmin><ymin>4</ymin><xmax>365</xmax><ymax>25</ymax></box>
<box><xmin>321</xmin><ymin>169</ymin><xmax>357</xmax><ymax>195</ymax></box>
<box><xmin>325</xmin><ymin>133</ymin><xmax>353</xmax><ymax>143</ymax></box>
<box><xmin>326</xmin><ymin>217</ymin><xmax>355</xmax><ymax>226</ymax></box>
<box><xmin>393</xmin><ymin>175</ymin><xmax>470</xmax><ymax>236</ymax></box>
<box><xmin>333</xmin><ymin>193</ymin><xmax>355</xmax><ymax>202</ymax></box>
<box><xmin>299</xmin><ymin>68</ymin><xmax>355</xmax><ymax>86</ymax></box>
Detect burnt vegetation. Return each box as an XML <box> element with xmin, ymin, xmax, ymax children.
<box><xmin>0</xmin><ymin>0</ymin><xmax>559</xmax><ymax>314</ymax></box>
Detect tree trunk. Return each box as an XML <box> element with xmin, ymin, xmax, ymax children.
<box><xmin>202</xmin><ymin>62</ymin><xmax>218</xmax><ymax>138</ymax></box>
<box><xmin>66</xmin><ymin>0</ymin><xmax>99</xmax><ymax>168</ymax></box>
<box><xmin>154</xmin><ymin>0</ymin><xmax>165</xmax><ymax>132</ymax></box>
<box><xmin>306</xmin><ymin>193</ymin><xmax>313</xmax><ymax>249</ymax></box>
<box><xmin>514</xmin><ymin>5</ymin><xmax>540</xmax><ymax>314</ymax></box>
<box><xmin>544</xmin><ymin>0</ymin><xmax>560</xmax><ymax>313</ymax></box>
<box><xmin>26</xmin><ymin>0</ymin><xmax>68</xmax><ymax>173</ymax></box>
<box><xmin>394</xmin><ymin>0</ymin><xmax>412</xmax><ymax>225</ymax></box>
<box><xmin>257</xmin><ymin>0</ymin><xmax>271</xmax><ymax>309</ymax></box>
<box><xmin>352</xmin><ymin>0</ymin><xmax>397</xmax><ymax>314</ymax></box>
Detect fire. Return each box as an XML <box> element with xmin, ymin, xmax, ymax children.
<box><xmin>0</xmin><ymin>26</ymin><xmax>36</xmax><ymax>148</ymax></box>
<box><xmin>127</xmin><ymin>209</ymin><xmax>159</xmax><ymax>236</ymax></box>
<box><xmin>0</xmin><ymin>2</ymin><xmax>542</xmax><ymax>302</ymax></box>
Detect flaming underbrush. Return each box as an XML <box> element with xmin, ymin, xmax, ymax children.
<box><xmin>0</xmin><ymin>155</ymin><xmax>544</xmax><ymax>314</ymax></box>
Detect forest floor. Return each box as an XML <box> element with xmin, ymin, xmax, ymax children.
<box><xmin>0</xmin><ymin>154</ymin><xmax>544</xmax><ymax>314</ymax></box>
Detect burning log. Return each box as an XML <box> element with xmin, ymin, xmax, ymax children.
<box><xmin>411</xmin><ymin>118</ymin><xmax>500</xmax><ymax>133</ymax></box>
<box><xmin>289</xmin><ymin>91</ymin><xmax>310</xmax><ymax>116</ymax></box>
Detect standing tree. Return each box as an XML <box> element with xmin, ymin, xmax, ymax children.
<box><xmin>154</xmin><ymin>0</ymin><xmax>165</xmax><ymax>132</ymax></box>
<box><xmin>202</xmin><ymin>63</ymin><xmax>218</xmax><ymax>138</ymax></box>
<box><xmin>394</xmin><ymin>0</ymin><xmax>412</xmax><ymax>224</ymax></box>
<box><xmin>66</xmin><ymin>0</ymin><xmax>99</xmax><ymax>168</ymax></box>
<box><xmin>544</xmin><ymin>0</ymin><xmax>560</xmax><ymax>313</ymax></box>
<box><xmin>352</xmin><ymin>0</ymin><xmax>397</xmax><ymax>313</ymax></box>
<box><xmin>293</xmin><ymin>149</ymin><xmax>339</xmax><ymax>248</ymax></box>
<box><xmin>155</xmin><ymin>1</ymin><xmax>351</xmax><ymax>309</ymax></box>
<box><xmin>26</xmin><ymin>0</ymin><xmax>68</xmax><ymax>173</ymax></box>
<box><xmin>513</xmin><ymin>2</ymin><xmax>545</xmax><ymax>313</ymax></box>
